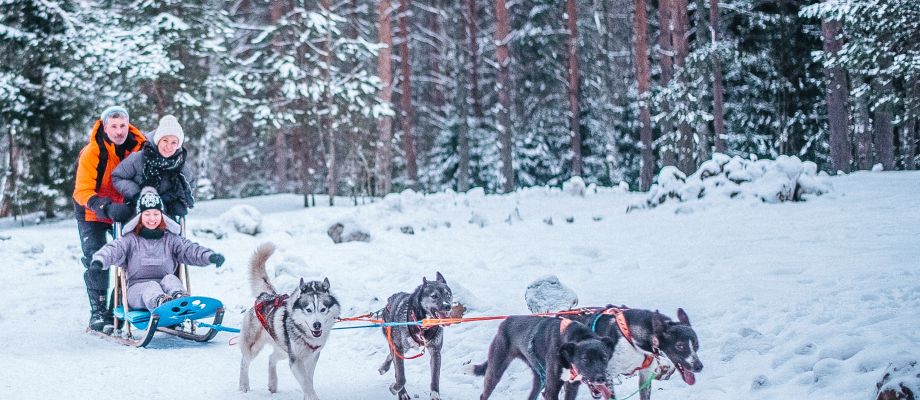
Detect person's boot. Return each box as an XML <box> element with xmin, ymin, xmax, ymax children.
<box><xmin>87</xmin><ymin>289</ymin><xmax>107</xmax><ymax>332</ymax></box>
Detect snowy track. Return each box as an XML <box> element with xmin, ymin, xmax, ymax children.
<box><xmin>0</xmin><ymin>171</ymin><xmax>917</xmax><ymax>399</ymax></box>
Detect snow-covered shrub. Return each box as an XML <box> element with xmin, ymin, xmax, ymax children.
<box><xmin>563</xmin><ymin>176</ymin><xmax>587</xmax><ymax>196</ymax></box>
<box><xmin>631</xmin><ymin>154</ymin><xmax>832</xmax><ymax>211</ymax></box>
<box><xmin>327</xmin><ymin>220</ymin><xmax>371</xmax><ymax>243</ymax></box>
<box><xmin>220</xmin><ymin>205</ymin><xmax>262</xmax><ymax>235</ymax></box>
<box><xmin>525</xmin><ymin>275</ymin><xmax>578</xmax><ymax>313</ymax></box>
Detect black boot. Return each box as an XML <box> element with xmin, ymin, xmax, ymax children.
<box><xmin>87</xmin><ymin>289</ymin><xmax>107</xmax><ymax>332</ymax></box>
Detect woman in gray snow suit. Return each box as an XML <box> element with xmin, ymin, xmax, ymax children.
<box><xmin>112</xmin><ymin>115</ymin><xmax>194</xmax><ymax>217</ymax></box>
<box><xmin>90</xmin><ymin>187</ymin><xmax>225</xmax><ymax>311</ymax></box>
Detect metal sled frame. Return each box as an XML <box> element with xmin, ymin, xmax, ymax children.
<box><xmin>99</xmin><ymin>217</ymin><xmax>225</xmax><ymax>347</ymax></box>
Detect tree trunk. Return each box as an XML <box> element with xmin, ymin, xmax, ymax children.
<box><xmin>903</xmin><ymin>119</ymin><xmax>917</xmax><ymax>170</ymax></box>
<box><xmin>495</xmin><ymin>0</ymin><xmax>514</xmax><ymax>192</ymax></box>
<box><xmin>634</xmin><ymin>0</ymin><xmax>654</xmax><ymax>191</ymax></box>
<box><xmin>375</xmin><ymin>0</ymin><xmax>395</xmax><ymax>196</ymax></box>
<box><xmin>566</xmin><ymin>0</ymin><xmax>583</xmax><ymax>177</ymax></box>
<box><xmin>671</xmin><ymin>0</ymin><xmax>694</xmax><ymax>174</ymax></box>
<box><xmin>694</xmin><ymin>0</ymin><xmax>711</xmax><ymax>163</ymax></box>
<box><xmin>460</xmin><ymin>0</ymin><xmax>482</xmax><ymax>192</ymax></box>
<box><xmin>0</xmin><ymin>129</ymin><xmax>18</xmax><ymax>217</ymax></box>
<box><xmin>821</xmin><ymin>17</ymin><xmax>851</xmax><ymax>173</ymax></box>
<box><xmin>853</xmin><ymin>81</ymin><xmax>873</xmax><ymax>170</ymax></box>
<box><xmin>709</xmin><ymin>0</ymin><xmax>726</xmax><ymax>154</ymax></box>
<box><xmin>321</xmin><ymin>0</ymin><xmax>337</xmax><ymax>205</ymax></box>
<box><xmin>270</xmin><ymin>0</ymin><xmax>288</xmax><ymax>193</ymax></box>
<box><xmin>657</xmin><ymin>0</ymin><xmax>676</xmax><ymax>167</ymax></box>
<box><xmin>872</xmin><ymin>78</ymin><xmax>895</xmax><ymax>170</ymax></box>
<box><xmin>398</xmin><ymin>0</ymin><xmax>418</xmax><ymax>190</ymax></box>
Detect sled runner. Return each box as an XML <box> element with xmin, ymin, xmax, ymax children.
<box><xmin>90</xmin><ymin>217</ymin><xmax>226</xmax><ymax>347</ymax></box>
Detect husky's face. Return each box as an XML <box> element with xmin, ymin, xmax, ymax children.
<box><xmin>291</xmin><ymin>277</ymin><xmax>341</xmax><ymax>338</ymax></box>
<box><xmin>418</xmin><ymin>272</ymin><xmax>453</xmax><ymax>318</ymax></box>
<box><xmin>655</xmin><ymin>308</ymin><xmax>703</xmax><ymax>385</ymax></box>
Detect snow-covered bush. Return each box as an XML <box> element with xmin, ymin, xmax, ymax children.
<box><xmin>631</xmin><ymin>154</ymin><xmax>832</xmax><ymax>211</ymax></box>
<box><xmin>563</xmin><ymin>176</ymin><xmax>586</xmax><ymax>197</ymax></box>
<box><xmin>220</xmin><ymin>205</ymin><xmax>263</xmax><ymax>235</ymax></box>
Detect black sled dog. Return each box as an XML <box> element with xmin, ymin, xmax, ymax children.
<box><xmin>472</xmin><ymin>316</ymin><xmax>617</xmax><ymax>400</ymax></box>
<box><xmin>568</xmin><ymin>307</ymin><xmax>703</xmax><ymax>400</ymax></box>
<box><xmin>378</xmin><ymin>272</ymin><xmax>454</xmax><ymax>400</ymax></box>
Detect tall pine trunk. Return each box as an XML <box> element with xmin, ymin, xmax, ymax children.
<box><xmin>853</xmin><ymin>80</ymin><xmax>873</xmax><ymax>170</ymax></box>
<box><xmin>375</xmin><ymin>0</ymin><xmax>395</xmax><ymax>196</ymax></box>
<box><xmin>821</xmin><ymin>16</ymin><xmax>851</xmax><ymax>173</ymax></box>
<box><xmin>904</xmin><ymin>119</ymin><xmax>917</xmax><ymax>170</ymax></box>
<box><xmin>671</xmin><ymin>0</ymin><xmax>694</xmax><ymax>174</ymax></box>
<box><xmin>565</xmin><ymin>0</ymin><xmax>583</xmax><ymax>177</ymax></box>
<box><xmin>270</xmin><ymin>0</ymin><xmax>288</xmax><ymax>193</ymax></box>
<box><xmin>321</xmin><ymin>0</ymin><xmax>337</xmax><ymax>205</ymax></box>
<box><xmin>495</xmin><ymin>0</ymin><xmax>514</xmax><ymax>192</ymax></box>
<box><xmin>634</xmin><ymin>0</ymin><xmax>654</xmax><ymax>191</ymax></box>
<box><xmin>872</xmin><ymin>78</ymin><xmax>894</xmax><ymax>170</ymax></box>
<box><xmin>657</xmin><ymin>0</ymin><xmax>676</xmax><ymax>167</ymax></box>
<box><xmin>398</xmin><ymin>0</ymin><xmax>418</xmax><ymax>190</ymax></box>
<box><xmin>709</xmin><ymin>0</ymin><xmax>726</xmax><ymax>153</ymax></box>
<box><xmin>461</xmin><ymin>0</ymin><xmax>482</xmax><ymax>192</ymax></box>
<box><xmin>0</xmin><ymin>129</ymin><xmax>18</xmax><ymax>217</ymax></box>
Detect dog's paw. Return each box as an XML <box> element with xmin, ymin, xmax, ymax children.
<box><xmin>398</xmin><ymin>392</ymin><xmax>411</xmax><ymax>400</ymax></box>
<box><xmin>431</xmin><ymin>390</ymin><xmax>441</xmax><ymax>400</ymax></box>
<box><xmin>238</xmin><ymin>384</ymin><xmax>249</xmax><ymax>393</ymax></box>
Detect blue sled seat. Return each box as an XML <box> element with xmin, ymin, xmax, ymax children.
<box><xmin>114</xmin><ymin>296</ymin><xmax>223</xmax><ymax>330</ymax></box>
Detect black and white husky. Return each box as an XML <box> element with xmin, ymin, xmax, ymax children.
<box><xmin>238</xmin><ymin>243</ymin><xmax>341</xmax><ymax>400</ymax></box>
<box><xmin>569</xmin><ymin>307</ymin><xmax>703</xmax><ymax>400</ymax></box>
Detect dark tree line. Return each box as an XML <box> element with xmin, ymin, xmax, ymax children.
<box><xmin>1</xmin><ymin>0</ymin><xmax>917</xmax><ymax>217</ymax></box>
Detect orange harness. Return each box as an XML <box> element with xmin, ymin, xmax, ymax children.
<box><xmin>600</xmin><ymin>308</ymin><xmax>656</xmax><ymax>375</ymax></box>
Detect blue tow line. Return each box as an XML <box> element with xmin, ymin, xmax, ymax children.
<box><xmin>196</xmin><ymin>319</ymin><xmax>423</xmax><ymax>334</ymax></box>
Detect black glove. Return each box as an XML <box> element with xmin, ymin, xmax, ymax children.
<box><xmin>86</xmin><ymin>195</ymin><xmax>113</xmax><ymax>218</ymax></box>
<box><xmin>90</xmin><ymin>260</ymin><xmax>105</xmax><ymax>271</ymax></box>
<box><xmin>209</xmin><ymin>253</ymin><xmax>225</xmax><ymax>268</ymax></box>
<box><xmin>106</xmin><ymin>203</ymin><xmax>134</xmax><ymax>223</ymax></box>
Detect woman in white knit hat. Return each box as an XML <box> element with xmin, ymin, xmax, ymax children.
<box><xmin>112</xmin><ymin>115</ymin><xmax>195</xmax><ymax>218</ymax></box>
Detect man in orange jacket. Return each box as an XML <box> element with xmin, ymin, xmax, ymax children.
<box><xmin>72</xmin><ymin>106</ymin><xmax>146</xmax><ymax>332</ymax></box>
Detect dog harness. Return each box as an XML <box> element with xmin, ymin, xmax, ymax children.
<box><xmin>599</xmin><ymin>308</ymin><xmax>656</xmax><ymax>376</ymax></box>
<box><xmin>254</xmin><ymin>293</ymin><xmax>288</xmax><ymax>341</ymax></box>
<box><xmin>558</xmin><ymin>319</ymin><xmax>584</xmax><ymax>383</ymax></box>
<box><xmin>253</xmin><ymin>293</ymin><xmax>321</xmax><ymax>351</ymax></box>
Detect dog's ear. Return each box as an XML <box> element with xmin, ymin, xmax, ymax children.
<box><xmin>601</xmin><ymin>337</ymin><xmax>617</xmax><ymax>352</ymax></box>
<box><xmin>677</xmin><ymin>308</ymin><xmax>691</xmax><ymax>326</ymax></box>
<box><xmin>436</xmin><ymin>271</ymin><xmax>447</xmax><ymax>284</ymax></box>
<box><xmin>299</xmin><ymin>277</ymin><xmax>307</xmax><ymax>291</ymax></box>
<box><xmin>423</xmin><ymin>276</ymin><xmax>428</xmax><ymax>284</ymax></box>
<box><xmin>559</xmin><ymin>343</ymin><xmax>576</xmax><ymax>368</ymax></box>
<box><xmin>322</xmin><ymin>277</ymin><xmax>330</xmax><ymax>292</ymax></box>
<box><xmin>652</xmin><ymin>313</ymin><xmax>666</xmax><ymax>335</ymax></box>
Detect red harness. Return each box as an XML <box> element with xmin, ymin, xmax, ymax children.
<box><xmin>253</xmin><ymin>294</ymin><xmax>320</xmax><ymax>351</ymax></box>
<box><xmin>600</xmin><ymin>308</ymin><xmax>656</xmax><ymax>375</ymax></box>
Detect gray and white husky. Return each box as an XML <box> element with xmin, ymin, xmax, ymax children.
<box><xmin>378</xmin><ymin>272</ymin><xmax>453</xmax><ymax>400</ymax></box>
<box><xmin>238</xmin><ymin>242</ymin><xmax>341</xmax><ymax>400</ymax></box>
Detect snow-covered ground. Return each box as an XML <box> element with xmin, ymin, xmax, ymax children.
<box><xmin>1</xmin><ymin>170</ymin><xmax>917</xmax><ymax>400</ymax></box>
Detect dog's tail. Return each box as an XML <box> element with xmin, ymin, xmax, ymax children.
<box><xmin>248</xmin><ymin>242</ymin><xmax>277</xmax><ymax>297</ymax></box>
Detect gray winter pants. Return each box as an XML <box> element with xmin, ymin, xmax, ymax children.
<box><xmin>127</xmin><ymin>275</ymin><xmax>184</xmax><ymax>311</ymax></box>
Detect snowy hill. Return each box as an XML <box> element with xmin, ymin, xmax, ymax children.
<box><xmin>1</xmin><ymin>171</ymin><xmax>918</xmax><ymax>400</ymax></box>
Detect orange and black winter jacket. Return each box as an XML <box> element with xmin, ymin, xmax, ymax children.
<box><xmin>73</xmin><ymin>120</ymin><xmax>146</xmax><ymax>222</ymax></box>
